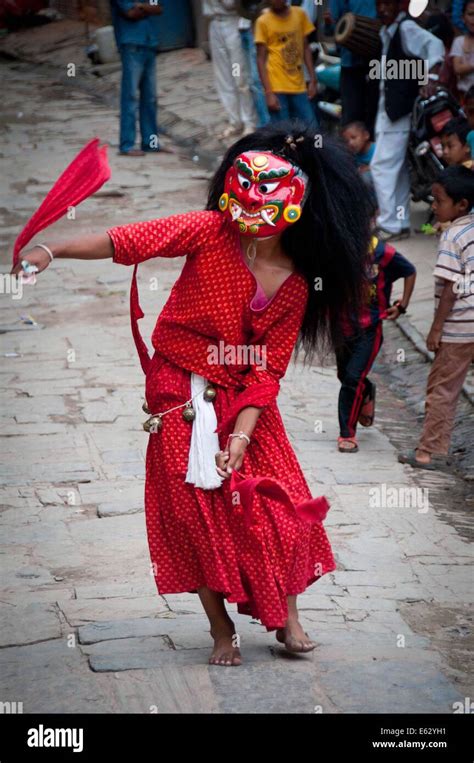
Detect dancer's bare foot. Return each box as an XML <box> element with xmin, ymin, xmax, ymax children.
<box><xmin>276</xmin><ymin>617</ymin><xmax>316</xmax><ymax>653</ymax></box>
<box><xmin>209</xmin><ymin>622</ymin><xmax>242</xmax><ymax>666</ymax></box>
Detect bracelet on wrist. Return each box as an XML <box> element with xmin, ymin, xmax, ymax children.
<box><xmin>227</xmin><ymin>431</ymin><xmax>251</xmax><ymax>446</ymax></box>
<box><xmin>36</xmin><ymin>243</ymin><xmax>54</xmax><ymax>262</ymax></box>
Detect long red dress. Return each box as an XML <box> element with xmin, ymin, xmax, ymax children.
<box><xmin>107</xmin><ymin>209</ymin><xmax>336</xmax><ymax>631</ymax></box>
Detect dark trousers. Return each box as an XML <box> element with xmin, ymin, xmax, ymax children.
<box><xmin>336</xmin><ymin>324</ymin><xmax>383</xmax><ymax>438</ymax></box>
<box><xmin>340</xmin><ymin>65</ymin><xmax>379</xmax><ymax>139</ymax></box>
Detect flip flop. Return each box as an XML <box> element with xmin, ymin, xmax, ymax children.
<box><xmin>398</xmin><ymin>449</ymin><xmax>437</xmax><ymax>470</ymax></box>
<box><xmin>358</xmin><ymin>383</ymin><xmax>376</xmax><ymax>427</ymax></box>
<box><xmin>338</xmin><ymin>436</ymin><xmax>359</xmax><ymax>453</ymax></box>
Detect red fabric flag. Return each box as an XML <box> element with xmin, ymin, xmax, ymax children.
<box><xmin>12</xmin><ymin>138</ymin><xmax>110</xmax><ymax>267</ymax></box>
<box><xmin>229</xmin><ymin>468</ymin><xmax>331</xmax><ymax>629</ymax></box>
<box><xmin>230</xmin><ymin>468</ymin><xmax>330</xmax><ymax>528</ymax></box>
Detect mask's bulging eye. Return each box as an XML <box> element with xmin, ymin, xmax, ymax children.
<box><xmin>237</xmin><ymin>173</ymin><xmax>252</xmax><ymax>190</ymax></box>
<box><xmin>259</xmin><ymin>181</ymin><xmax>279</xmax><ymax>194</ymax></box>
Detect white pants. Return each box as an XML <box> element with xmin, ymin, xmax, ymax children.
<box><xmin>371</xmin><ymin>129</ymin><xmax>411</xmax><ymax>234</ymax></box>
<box><xmin>209</xmin><ymin>17</ymin><xmax>256</xmax><ymax>130</ymax></box>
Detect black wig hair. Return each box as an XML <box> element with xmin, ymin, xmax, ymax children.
<box><xmin>441</xmin><ymin>116</ymin><xmax>470</xmax><ymax>145</ymax></box>
<box><xmin>206</xmin><ymin>120</ymin><xmax>373</xmax><ymax>366</ymax></box>
<box><xmin>435</xmin><ymin>165</ymin><xmax>474</xmax><ymax>208</ymax></box>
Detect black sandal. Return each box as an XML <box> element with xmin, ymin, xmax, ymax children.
<box><xmin>398</xmin><ymin>449</ymin><xmax>449</xmax><ymax>471</ymax></box>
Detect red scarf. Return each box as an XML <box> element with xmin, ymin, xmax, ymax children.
<box><xmin>13</xmin><ymin>138</ymin><xmax>110</xmax><ymax>267</ymax></box>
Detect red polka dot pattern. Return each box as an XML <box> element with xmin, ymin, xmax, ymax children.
<box><xmin>107</xmin><ymin>210</ymin><xmax>336</xmax><ymax>630</ymax></box>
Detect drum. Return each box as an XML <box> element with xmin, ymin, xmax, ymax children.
<box><xmin>335</xmin><ymin>13</ymin><xmax>382</xmax><ymax>59</ymax></box>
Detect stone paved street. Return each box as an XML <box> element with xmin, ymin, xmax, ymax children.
<box><xmin>0</xmin><ymin>37</ymin><xmax>472</xmax><ymax>714</ymax></box>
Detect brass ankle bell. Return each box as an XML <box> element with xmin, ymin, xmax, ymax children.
<box><xmin>142</xmin><ymin>401</ymin><xmax>150</xmax><ymax>414</ymax></box>
<box><xmin>143</xmin><ymin>414</ymin><xmax>162</xmax><ymax>433</ymax></box>
<box><xmin>203</xmin><ymin>384</ymin><xmax>217</xmax><ymax>402</ymax></box>
<box><xmin>182</xmin><ymin>403</ymin><xmax>195</xmax><ymax>422</ymax></box>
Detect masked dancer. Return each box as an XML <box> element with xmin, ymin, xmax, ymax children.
<box><xmin>12</xmin><ymin>122</ymin><xmax>372</xmax><ymax>667</ymax></box>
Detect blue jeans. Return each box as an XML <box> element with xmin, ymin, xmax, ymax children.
<box><xmin>269</xmin><ymin>92</ymin><xmax>319</xmax><ymax>128</ymax></box>
<box><xmin>239</xmin><ymin>28</ymin><xmax>270</xmax><ymax>128</ymax></box>
<box><xmin>119</xmin><ymin>44</ymin><xmax>159</xmax><ymax>153</ymax></box>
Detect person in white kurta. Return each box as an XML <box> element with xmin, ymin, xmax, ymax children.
<box><xmin>202</xmin><ymin>0</ymin><xmax>257</xmax><ymax>138</ymax></box>
<box><xmin>371</xmin><ymin>8</ymin><xmax>444</xmax><ymax>238</ymax></box>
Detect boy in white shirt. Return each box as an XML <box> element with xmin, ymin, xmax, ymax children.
<box><xmin>399</xmin><ymin>167</ymin><xmax>474</xmax><ymax>469</ymax></box>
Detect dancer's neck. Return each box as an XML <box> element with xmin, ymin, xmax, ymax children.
<box><xmin>240</xmin><ymin>234</ymin><xmax>283</xmax><ymax>263</ymax></box>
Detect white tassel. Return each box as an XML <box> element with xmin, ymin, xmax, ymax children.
<box><xmin>185</xmin><ymin>373</ymin><xmax>224</xmax><ymax>489</ymax></box>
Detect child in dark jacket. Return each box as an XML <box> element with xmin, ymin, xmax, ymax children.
<box><xmin>337</xmin><ymin>235</ymin><xmax>416</xmax><ymax>452</ymax></box>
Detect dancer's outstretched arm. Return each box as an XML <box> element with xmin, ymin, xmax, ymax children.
<box><xmin>10</xmin><ymin>234</ymin><xmax>113</xmax><ymax>276</ymax></box>
<box><xmin>12</xmin><ymin>209</ymin><xmax>219</xmax><ymax>277</ymax></box>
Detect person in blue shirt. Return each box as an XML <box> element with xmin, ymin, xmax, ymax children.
<box><xmin>110</xmin><ymin>1</ymin><xmax>164</xmax><ymax>156</ymax></box>
<box><xmin>327</xmin><ymin>0</ymin><xmax>379</xmax><ymax>137</ymax></box>
<box><xmin>342</xmin><ymin>119</ymin><xmax>377</xmax><ymax>206</ymax></box>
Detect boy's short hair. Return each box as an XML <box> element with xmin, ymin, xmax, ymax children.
<box><xmin>341</xmin><ymin>120</ymin><xmax>369</xmax><ymax>134</ymax></box>
<box><xmin>440</xmin><ymin>117</ymin><xmax>470</xmax><ymax>144</ymax></box>
<box><xmin>435</xmin><ymin>166</ymin><xmax>474</xmax><ymax>208</ymax></box>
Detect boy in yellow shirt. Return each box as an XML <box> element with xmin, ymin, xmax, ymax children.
<box><xmin>255</xmin><ymin>0</ymin><xmax>318</xmax><ymax>126</ymax></box>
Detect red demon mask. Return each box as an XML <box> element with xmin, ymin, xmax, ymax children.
<box><xmin>218</xmin><ymin>151</ymin><xmax>307</xmax><ymax>237</ymax></box>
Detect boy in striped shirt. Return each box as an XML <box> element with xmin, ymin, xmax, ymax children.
<box><xmin>399</xmin><ymin>166</ymin><xmax>474</xmax><ymax>469</ymax></box>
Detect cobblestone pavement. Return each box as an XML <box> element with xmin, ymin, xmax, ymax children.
<box><xmin>374</xmin><ymin>322</ymin><xmax>474</xmax><ymax>485</ymax></box>
<box><xmin>0</xmin><ymin>53</ymin><xmax>472</xmax><ymax>714</ymax></box>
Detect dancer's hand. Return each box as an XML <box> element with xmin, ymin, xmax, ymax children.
<box><xmin>10</xmin><ymin>247</ymin><xmax>52</xmax><ymax>277</ymax></box>
<box><xmin>215</xmin><ymin>449</ymin><xmax>230</xmax><ymax>478</ymax></box>
<box><xmin>215</xmin><ymin>438</ymin><xmax>248</xmax><ymax>478</ymax></box>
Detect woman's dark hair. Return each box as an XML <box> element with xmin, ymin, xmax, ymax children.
<box><xmin>206</xmin><ymin>120</ymin><xmax>372</xmax><ymax>366</ymax></box>
<box><xmin>435</xmin><ymin>165</ymin><xmax>474</xmax><ymax>208</ymax></box>
<box><xmin>463</xmin><ymin>0</ymin><xmax>474</xmax><ymax>14</ymax></box>
<box><xmin>441</xmin><ymin>116</ymin><xmax>470</xmax><ymax>145</ymax></box>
